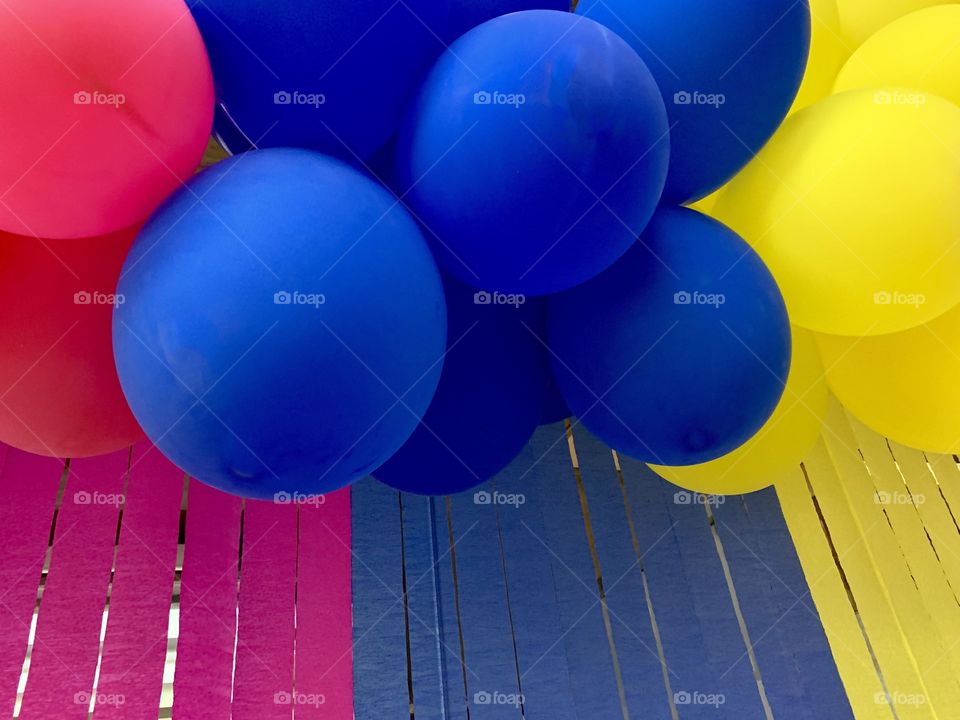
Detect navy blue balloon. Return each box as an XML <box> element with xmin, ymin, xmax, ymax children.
<box><xmin>446</xmin><ymin>0</ymin><xmax>570</xmax><ymax>41</ymax></box>
<box><xmin>540</xmin><ymin>371</ymin><xmax>571</xmax><ymax>425</ymax></box>
<box><xmin>577</xmin><ymin>0</ymin><xmax>810</xmax><ymax>204</ymax></box>
<box><xmin>548</xmin><ymin>207</ymin><xmax>790</xmax><ymax>466</ymax></box>
<box><xmin>396</xmin><ymin>10</ymin><xmax>669</xmax><ymax>296</ymax></box>
<box><xmin>375</xmin><ymin>276</ymin><xmax>548</xmax><ymax>495</ymax></box>
<box><xmin>188</xmin><ymin>0</ymin><xmax>447</xmax><ymax>160</ymax></box>
<box><xmin>113</xmin><ymin>149</ymin><xmax>447</xmax><ymax>500</ymax></box>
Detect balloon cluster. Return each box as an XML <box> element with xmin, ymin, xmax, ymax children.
<box><xmin>14</xmin><ymin>0</ymin><xmax>905</xmax><ymax>502</ymax></box>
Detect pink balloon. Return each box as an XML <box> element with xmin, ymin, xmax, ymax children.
<box><xmin>0</xmin><ymin>0</ymin><xmax>214</xmax><ymax>239</ymax></box>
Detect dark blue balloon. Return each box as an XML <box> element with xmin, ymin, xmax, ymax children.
<box><xmin>446</xmin><ymin>0</ymin><xmax>571</xmax><ymax>41</ymax></box>
<box><xmin>540</xmin><ymin>371</ymin><xmax>571</xmax><ymax>424</ymax></box>
<box><xmin>577</xmin><ymin>0</ymin><xmax>810</xmax><ymax>204</ymax></box>
<box><xmin>396</xmin><ymin>9</ymin><xmax>669</xmax><ymax>296</ymax></box>
<box><xmin>375</xmin><ymin>276</ymin><xmax>548</xmax><ymax>495</ymax></box>
<box><xmin>188</xmin><ymin>0</ymin><xmax>447</xmax><ymax>160</ymax></box>
<box><xmin>548</xmin><ymin>207</ymin><xmax>790</xmax><ymax>466</ymax></box>
<box><xmin>113</xmin><ymin>149</ymin><xmax>447</xmax><ymax>499</ymax></box>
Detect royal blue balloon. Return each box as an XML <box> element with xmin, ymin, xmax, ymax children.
<box><xmin>187</xmin><ymin>0</ymin><xmax>447</xmax><ymax>160</ymax></box>
<box><xmin>446</xmin><ymin>0</ymin><xmax>570</xmax><ymax>41</ymax></box>
<box><xmin>577</xmin><ymin>0</ymin><xmax>810</xmax><ymax>204</ymax></box>
<box><xmin>396</xmin><ymin>10</ymin><xmax>669</xmax><ymax>296</ymax></box>
<box><xmin>375</xmin><ymin>276</ymin><xmax>548</xmax><ymax>495</ymax></box>
<box><xmin>548</xmin><ymin>207</ymin><xmax>790</xmax><ymax>466</ymax></box>
<box><xmin>113</xmin><ymin>149</ymin><xmax>447</xmax><ymax>500</ymax></box>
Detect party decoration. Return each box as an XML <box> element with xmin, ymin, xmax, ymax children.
<box><xmin>577</xmin><ymin>0</ymin><xmax>810</xmax><ymax>204</ymax></box>
<box><xmin>541</xmin><ymin>372</ymin><xmax>572</xmax><ymax>425</ymax></box>
<box><xmin>375</xmin><ymin>276</ymin><xmax>548</xmax><ymax>495</ymax></box>
<box><xmin>650</xmin><ymin>328</ymin><xmax>827</xmax><ymax>495</ymax></box>
<box><xmin>188</xmin><ymin>0</ymin><xmax>446</xmax><ymax>161</ymax></box>
<box><xmin>835</xmin><ymin>0</ymin><xmax>956</xmax><ymax>47</ymax></box>
<box><xmin>817</xmin><ymin>304</ymin><xmax>960</xmax><ymax>454</ymax></box>
<box><xmin>0</xmin><ymin>229</ymin><xmax>144</xmax><ymax>457</ymax></box>
<box><xmin>790</xmin><ymin>0</ymin><xmax>850</xmax><ymax>114</ymax></box>
<box><xmin>0</xmin><ymin>0</ymin><xmax>213</xmax><ymax>239</ymax></box>
<box><xmin>396</xmin><ymin>10</ymin><xmax>669</xmax><ymax>296</ymax></box>
<box><xmin>114</xmin><ymin>149</ymin><xmax>446</xmax><ymax>500</ymax></box>
<box><xmin>714</xmin><ymin>87</ymin><xmax>960</xmax><ymax>337</ymax></box>
<box><xmin>834</xmin><ymin>5</ymin><xmax>960</xmax><ymax>107</ymax></box>
<box><xmin>549</xmin><ymin>207</ymin><xmax>790</xmax><ymax>467</ymax></box>
<box><xmin>446</xmin><ymin>0</ymin><xmax>570</xmax><ymax>41</ymax></box>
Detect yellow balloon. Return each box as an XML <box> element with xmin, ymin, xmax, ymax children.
<box><xmin>650</xmin><ymin>328</ymin><xmax>828</xmax><ymax>495</ymax></box>
<box><xmin>687</xmin><ymin>188</ymin><xmax>720</xmax><ymax>215</ymax></box>
<box><xmin>713</xmin><ymin>87</ymin><xmax>960</xmax><ymax>337</ymax></box>
<box><xmin>835</xmin><ymin>4</ymin><xmax>960</xmax><ymax>107</ymax></box>
<box><xmin>790</xmin><ymin>0</ymin><xmax>851</xmax><ymax>114</ymax></box>
<box><xmin>817</xmin><ymin>303</ymin><xmax>960</xmax><ymax>453</ymax></box>
<box><xmin>835</xmin><ymin>0</ymin><xmax>958</xmax><ymax>47</ymax></box>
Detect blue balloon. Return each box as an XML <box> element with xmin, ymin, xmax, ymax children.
<box><xmin>375</xmin><ymin>276</ymin><xmax>548</xmax><ymax>495</ymax></box>
<box><xmin>446</xmin><ymin>0</ymin><xmax>571</xmax><ymax>41</ymax></box>
<box><xmin>113</xmin><ymin>149</ymin><xmax>447</xmax><ymax>499</ymax></box>
<box><xmin>577</xmin><ymin>0</ymin><xmax>810</xmax><ymax>204</ymax></box>
<box><xmin>396</xmin><ymin>9</ymin><xmax>669</xmax><ymax>296</ymax></box>
<box><xmin>188</xmin><ymin>0</ymin><xmax>447</xmax><ymax>160</ymax></box>
<box><xmin>540</xmin><ymin>371</ymin><xmax>571</xmax><ymax>425</ymax></box>
<box><xmin>211</xmin><ymin>103</ymin><xmax>253</xmax><ymax>157</ymax></box>
<box><xmin>548</xmin><ymin>207</ymin><xmax>790</xmax><ymax>466</ymax></box>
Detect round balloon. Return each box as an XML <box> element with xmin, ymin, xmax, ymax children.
<box><xmin>816</xmin><ymin>304</ymin><xmax>960</xmax><ymax>454</ymax></box>
<box><xmin>549</xmin><ymin>207</ymin><xmax>791</xmax><ymax>466</ymax></box>
<box><xmin>577</xmin><ymin>0</ymin><xmax>810</xmax><ymax>204</ymax></box>
<box><xmin>375</xmin><ymin>276</ymin><xmax>548</xmax><ymax>495</ymax></box>
<box><xmin>790</xmin><ymin>0</ymin><xmax>849</xmax><ymax>114</ymax></box>
<box><xmin>650</xmin><ymin>328</ymin><xmax>827</xmax><ymax>495</ymax></box>
<box><xmin>834</xmin><ymin>5</ymin><xmax>960</xmax><ymax>108</ymax></box>
<box><xmin>114</xmin><ymin>149</ymin><xmax>447</xmax><ymax>500</ymax></box>
<box><xmin>835</xmin><ymin>0</ymin><xmax>957</xmax><ymax>47</ymax></box>
<box><xmin>0</xmin><ymin>0</ymin><xmax>213</xmax><ymax>239</ymax></box>
<box><xmin>714</xmin><ymin>87</ymin><xmax>960</xmax><ymax>337</ymax></box>
<box><xmin>446</xmin><ymin>0</ymin><xmax>570</xmax><ymax>41</ymax></box>
<box><xmin>0</xmin><ymin>229</ymin><xmax>144</xmax><ymax>457</ymax></box>
<box><xmin>396</xmin><ymin>10</ymin><xmax>669</xmax><ymax>296</ymax></box>
<box><xmin>188</xmin><ymin>0</ymin><xmax>446</xmax><ymax>161</ymax></box>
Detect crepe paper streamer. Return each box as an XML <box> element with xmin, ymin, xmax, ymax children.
<box><xmin>569</xmin><ymin>429</ymin><xmax>674</xmax><ymax>717</ymax></box>
<box><xmin>432</xmin><ymin>497</ymin><xmax>469</xmax><ymax>720</ymax></box>
<box><xmin>231</xmin><ymin>501</ymin><xmax>297</xmax><ymax>719</ymax></box>
<box><xmin>94</xmin><ymin>444</ymin><xmax>184</xmax><ymax>720</ymax></box>
<box><xmin>893</xmin><ymin>446</ymin><xmax>960</xmax><ymax>593</ymax></box>
<box><xmin>614</xmin><ymin>454</ymin><xmax>705</xmax><ymax>711</ymax></box>
<box><xmin>652</xmin><ymin>467</ymin><xmax>768</xmax><ymax>717</ymax></box>
<box><xmin>814</xmin><ymin>405</ymin><xmax>958</xmax><ymax>715</ymax></box>
<box><xmin>736</xmin><ymin>489</ymin><xmax>853</xmax><ymax>717</ymax></box>
<box><xmin>0</xmin><ymin>0</ymin><xmax>213</xmax><ymax>239</ymax></box>
<box><xmin>525</xmin><ymin>424</ymin><xmax>623</xmax><ymax>716</ymax></box>
<box><xmin>712</xmin><ymin>490</ymin><xmax>853</xmax><ymax>720</ymax></box>
<box><xmin>296</xmin><ymin>488</ymin><xmax>354</xmax><ymax>720</ymax></box>
<box><xmin>775</xmin><ymin>467</ymin><xmax>894</xmax><ymax>720</ymax></box>
<box><xmin>351</xmin><ymin>478</ymin><xmax>409</xmax><ymax>718</ymax></box>
<box><xmin>399</xmin><ymin>495</ymin><xmax>447</xmax><ymax>720</ymax></box>
<box><xmin>172</xmin><ymin>480</ymin><xmax>242</xmax><ymax>720</ymax></box>
<box><xmin>20</xmin><ymin>450</ymin><xmax>129</xmax><ymax>720</ymax></box>
<box><xmin>490</xmin><ymin>441</ymin><xmax>577</xmax><ymax>720</ymax></box>
<box><xmin>845</xmin><ymin>419</ymin><xmax>960</xmax><ymax>680</ymax></box>
<box><xmin>446</xmin><ymin>484</ymin><xmax>524</xmax><ymax>719</ymax></box>
<box><xmin>0</xmin><ymin>449</ymin><xmax>63</xmax><ymax>717</ymax></box>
